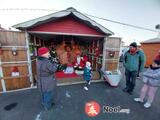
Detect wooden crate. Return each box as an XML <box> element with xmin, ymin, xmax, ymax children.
<box><xmin>2</xmin><ymin>65</ymin><xmax>29</xmax><ymax>77</ymax></box>
<box><xmin>0</xmin><ymin>30</ymin><xmax>30</xmax><ymax>91</ymax></box>
<box><xmin>1</xmin><ymin>48</ymin><xmax>27</xmax><ymax>62</ymax></box>
<box><xmin>4</xmin><ymin>77</ymin><xmax>30</xmax><ymax>90</ymax></box>
<box><xmin>105</xmin><ymin>51</ymin><xmax>119</xmax><ymax>59</ymax></box>
<box><xmin>105</xmin><ymin>61</ymin><xmax>118</xmax><ymax>71</ymax></box>
<box><xmin>0</xmin><ymin>31</ymin><xmax>26</xmax><ymax>46</ymax></box>
<box><xmin>103</xmin><ymin>37</ymin><xmax>121</xmax><ymax>71</ymax></box>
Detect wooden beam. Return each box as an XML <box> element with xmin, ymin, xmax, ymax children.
<box><xmin>1</xmin><ymin>61</ymin><xmax>28</xmax><ymax>64</ymax></box>
<box><xmin>28</xmin><ymin>31</ymin><xmax>105</xmax><ymax>37</ymax></box>
<box><xmin>102</xmin><ymin>37</ymin><xmax>107</xmax><ymax>71</ymax></box>
<box><xmin>25</xmin><ymin>32</ymin><xmax>33</xmax><ymax>83</ymax></box>
<box><xmin>1</xmin><ymin>75</ymin><xmax>29</xmax><ymax>80</ymax></box>
<box><xmin>0</xmin><ymin>56</ymin><xmax>6</xmax><ymax>92</ymax></box>
<box><xmin>1</xmin><ymin>46</ymin><xmax>27</xmax><ymax>48</ymax></box>
<box><xmin>1</xmin><ymin>63</ymin><xmax>28</xmax><ymax>67</ymax></box>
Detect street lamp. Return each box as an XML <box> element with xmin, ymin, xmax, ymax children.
<box><xmin>155</xmin><ymin>24</ymin><xmax>160</xmax><ymax>29</ymax></box>
<box><xmin>155</xmin><ymin>24</ymin><xmax>160</xmax><ymax>38</ymax></box>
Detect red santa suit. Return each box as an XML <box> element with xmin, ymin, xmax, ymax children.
<box><xmin>74</xmin><ymin>55</ymin><xmax>84</xmax><ymax>69</ymax></box>
<box><xmin>74</xmin><ymin>54</ymin><xmax>89</xmax><ymax>69</ymax></box>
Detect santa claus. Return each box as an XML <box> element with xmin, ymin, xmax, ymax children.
<box><xmin>74</xmin><ymin>53</ymin><xmax>89</xmax><ymax>70</ymax></box>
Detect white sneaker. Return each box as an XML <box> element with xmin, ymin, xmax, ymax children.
<box><xmin>88</xmin><ymin>81</ymin><xmax>91</xmax><ymax>85</ymax></box>
<box><xmin>144</xmin><ymin>102</ymin><xmax>151</xmax><ymax>108</ymax></box>
<box><xmin>84</xmin><ymin>86</ymin><xmax>88</xmax><ymax>91</ymax></box>
<box><xmin>134</xmin><ymin>98</ymin><xmax>143</xmax><ymax>103</ymax></box>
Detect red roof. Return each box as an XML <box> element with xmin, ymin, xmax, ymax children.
<box><xmin>13</xmin><ymin>7</ymin><xmax>114</xmax><ymax>36</ymax></box>
<box><xmin>29</xmin><ymin>16</ymin><xmax>105</xmax><ymax>36</ymax></box>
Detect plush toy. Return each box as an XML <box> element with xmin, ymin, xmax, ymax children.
<box><xmin>11</xmin><ymin>66</ymin><xmax>20</xmax><ymax>77</ymax></box>
<box><xmin>74</xmin><ymin>54</ymin><xmax>89</xmax><ymax>70</ymax></box>
<box><xmin>74</xmin><ymin>53</ymin><xmax>84</xmax><ymax>69</ymax></box>
<box><xmin>64</xmin><ymin>64</ymin><xmax>74</xmax><ymax>74</ymax></box>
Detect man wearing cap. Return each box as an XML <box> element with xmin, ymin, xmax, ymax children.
<box><xmin>36</xmin><ymin>47</ymin><xmax>58</xmax><ymax>110</ymax></box>
<box><xmin>123</xmin><ymin>42</ymin><xmax>146</xmax><ymax>94</ymax></box>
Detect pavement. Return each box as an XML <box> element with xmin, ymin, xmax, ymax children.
<box><xmin>0</xmin><ymin>64</ymin><xmax>160</xmax><ymax>120</ymax></box>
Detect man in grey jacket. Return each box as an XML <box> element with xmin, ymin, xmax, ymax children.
<box><xmin>36</xmin><ymin>47</ymin><xmax>57</xmax><ymax>110</ymax></box>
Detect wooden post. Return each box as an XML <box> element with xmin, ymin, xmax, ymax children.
<box><xmin>96</xmin><ymin>40</ymin><xmax>100</xmax><ymax>70</ymax></box>
<box><xmin>25</xmin><ymin>32</ymin><xmax>33</xmax><ymax>84</ymax></box>
<box><xmin>102</xmin><ymin>37</ymin><xmax>107</xmax><ymax>71</ymax></box>
<box><xmin>33</xmin><ymin>36</ymin><xmax>37</xmax><ymax>56</ymax></box>
<box><xmin>0</xmin><ymin>55</ymin><xmax>6</xmax><ymax>92</ymax></box>
<box><xmin>92</xmin><ymin>41</ymin><xmax>94</xmax><ymax>68</ymax></box>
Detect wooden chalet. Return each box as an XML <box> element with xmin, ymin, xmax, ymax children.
<box><xmin>0</xmin><ymin>7</ymin><xmax>121</xmax><ymax>92</ymax></box>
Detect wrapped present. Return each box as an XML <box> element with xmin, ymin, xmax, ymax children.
<box><xmin>64</xmin><ymin>64</ymin><xmax>74</xmax><ymax>74</ymax></box>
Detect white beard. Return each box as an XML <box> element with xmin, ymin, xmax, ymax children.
<box><xmin>77</xmin><ymin>56</ymin><xmax>81</xmax><ymax>65</ymax></box>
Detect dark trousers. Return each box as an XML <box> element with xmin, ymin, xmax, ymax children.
<box><xmin>85</xmin><ymin>80</ymin><xmax>90</xmax><ymax>88</ymax></box>
<box><xmin>125</xmin><ymin>70</ymin><xmax>138</xmax><ymax>92</ymax></box>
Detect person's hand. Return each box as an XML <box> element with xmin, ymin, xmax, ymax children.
<box><xmin>138</xmin><ymin>72</ymin><xmax>143</xmax><ymax>78</ymax></box>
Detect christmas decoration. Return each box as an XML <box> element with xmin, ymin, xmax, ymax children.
<box><xmin>95</xmin><ymin>47</ymin><xmax>100</xmax><ymax>57</ymax></box>
<box><xmin>11</xmin><ymin>66</ymin><xmax>20</xmax><ymax>77</ymax></box>
<box><xmin>108</xmin><ymin>51</ymin><xmax>115</xmax><ymax>57</ymax></box>
<box><xmin>12</xmin><ymin>47</ymin><xmax>18</xmax><ymax>56</ymax></box>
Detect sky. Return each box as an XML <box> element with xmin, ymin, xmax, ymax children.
<box><xmin>0</xmin><ymin>0</ymin><xmax>160</xmax><ymax>45</ymax></box>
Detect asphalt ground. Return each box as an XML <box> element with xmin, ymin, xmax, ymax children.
<box><xmin>0</xmin><ymin>65</ymin><xmax>160</xmax><ymax>120</ymax></box>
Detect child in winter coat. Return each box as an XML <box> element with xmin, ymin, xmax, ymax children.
<box><xmin>83</xmin><ymin>61</ymin><xmax>92</xmax><ymax>91</ymax></box>
<box><xmin>134</xmin><ymin>60</ymin><xmax>160</xmax><ymax>108</ymax></box>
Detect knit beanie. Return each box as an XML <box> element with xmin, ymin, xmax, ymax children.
<box><xmin>130</xmin><ymin>42</ymin><xmax>137</xmax><ymax>48</ymax></box>
<box><xmin>38</xmin><ymin>47</ymin><xmax>49</xmax><ymax>56</ymax></box>
<box><xmin>154</xmin><ymin>60</ymin><xmax>160</xmax><ymax>65</ymax></box>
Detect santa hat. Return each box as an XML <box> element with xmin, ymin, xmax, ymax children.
<box><xmin>12</xmin><ymin>66</ymin><xmax>19</xmax><ymax>72</ymax></box>
<box><xmin>38</xmin><ymin>47</ymin><xmax>49</xmax><ymax>56</ymax></box>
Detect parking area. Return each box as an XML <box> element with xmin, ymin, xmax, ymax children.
<box><xmin>0</xmin><ymin>75</ymin><xmax>160</xmax><ymax>120</ymax></box>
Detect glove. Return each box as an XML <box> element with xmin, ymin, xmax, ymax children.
<box><xmin>138</xmin><ymin>72</ymin><xmax>143</xmax><ymax>78</ymax></box>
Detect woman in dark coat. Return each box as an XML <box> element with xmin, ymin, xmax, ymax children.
<box><xmin>36</xmin><ymin>47</ymin><xmax>57</xmax><ymax>110</ymax></box>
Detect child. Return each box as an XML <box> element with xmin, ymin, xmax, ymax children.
<box><xmin>134</xmin><ymin>60</ymin><xmax>160</xmax><ymax>108</ymax></box>
<box><xmin>83</xmin><ymin>61</ymin><xmax>92</xmax><ymax>91</ymax></box>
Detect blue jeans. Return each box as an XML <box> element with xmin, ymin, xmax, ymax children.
<box><xmin>42</xmin><ymin>91</ymin><xmax>53</xmax><ymax>109</ymax></box>
<box><xmin>125</xmin><ymin>70</ymin><xmax>138</xmax><ymax>92</ymax></box>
